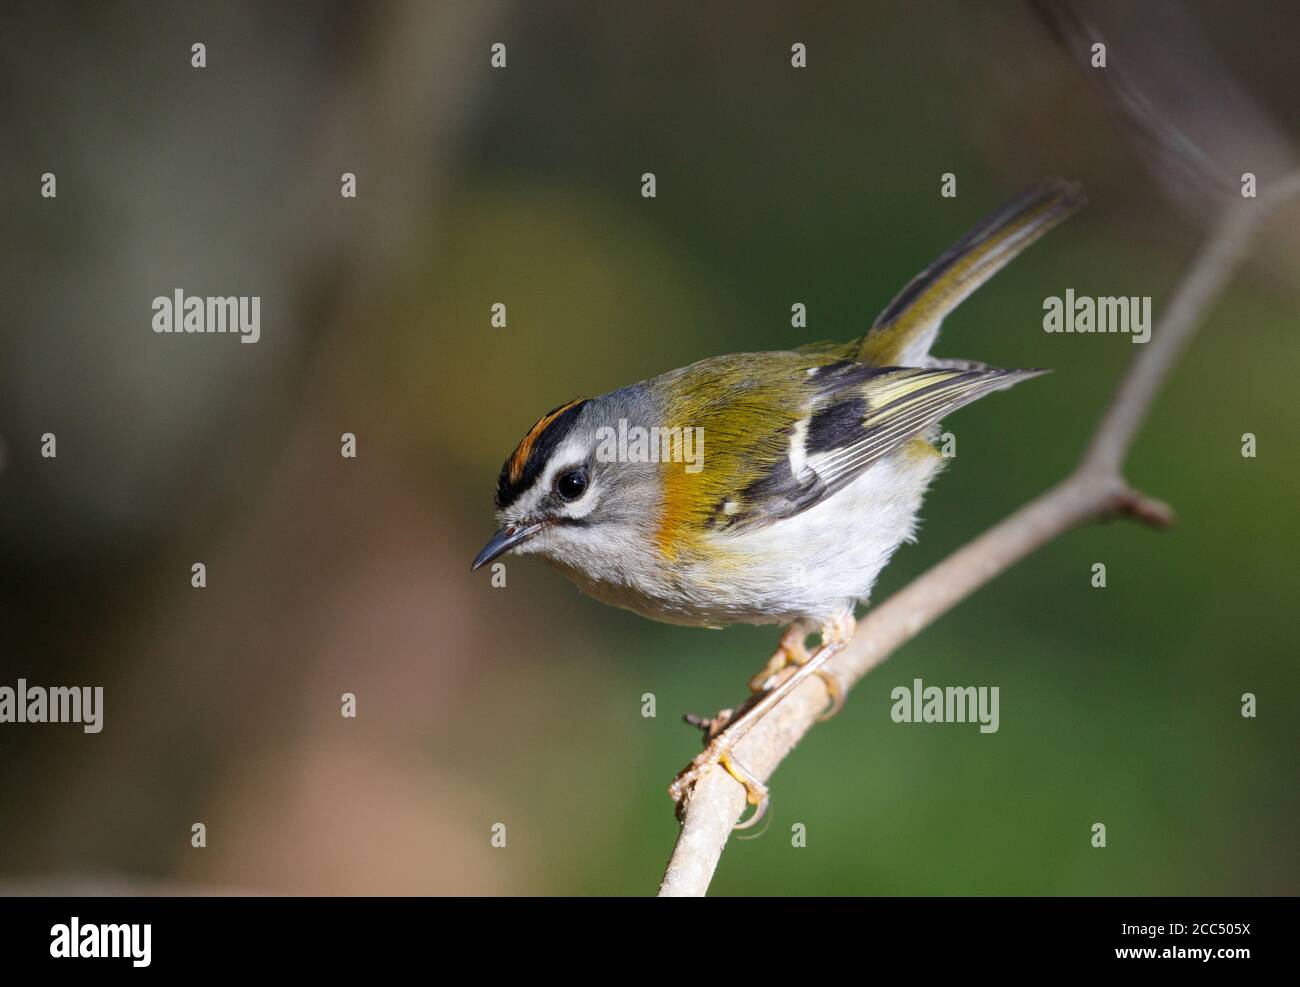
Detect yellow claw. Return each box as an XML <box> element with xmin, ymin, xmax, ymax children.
<box><xmin>720</xmin><ymin>753</ymin><xmax>770</xmax><ymax>830</ymax></box>
<box><xmin>815</xmin><ymin>669</ymin><xmax>844</xmax><ymax>722</ymax></box>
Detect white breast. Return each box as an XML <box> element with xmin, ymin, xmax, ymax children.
<box><xmin>540</xmin><ymin>444</ymin><xmax>944</xmax><ymax>630</ymax></box>
<box><xmin>690</xmin><ymin>445</ymin><xmax>943</xmax><ymax>625</ymax></box>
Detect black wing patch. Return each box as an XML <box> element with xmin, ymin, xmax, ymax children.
<box><xmin>714</xmin><ymin>367</ymin><xmax>1044</xmax><ymax>532</ymax></box>
<box><xmin>806</xmin><ymin>398</ymin><xmax>868</xmax><ymax>455</ymax></box>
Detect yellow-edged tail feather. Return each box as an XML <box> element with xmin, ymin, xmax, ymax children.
<box><xmin>857</xmin><ymin>179</ymin><xmax>1085</xmax><ymax>367</ymax></box>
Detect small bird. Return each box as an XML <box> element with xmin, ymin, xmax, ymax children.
<box><xmin>474</xmin><ymin>180</ymin><xmax>1083</xmax><ymax>816</ymax></box>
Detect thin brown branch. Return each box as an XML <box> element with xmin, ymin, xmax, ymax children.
<box><xmin>658</xmin><ymin>175</ymin><xmax>1300</xmax><ymax>898</ymax></box>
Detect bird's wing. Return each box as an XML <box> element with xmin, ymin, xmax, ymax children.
<box><xmin>855</xmin><ymin>180</ymin><xmax>1084</xmax><ymax>367</ymax></box>
<box><xmin>703</xmin><ymin>363</ymin><xmax>1046</xmax><ymax>533</ymax></box>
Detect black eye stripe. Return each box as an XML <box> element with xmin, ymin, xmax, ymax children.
<box><xmin>495</xmin><ymin>400</ymin><xmax>588</xmax><ymax>509</ymax></box>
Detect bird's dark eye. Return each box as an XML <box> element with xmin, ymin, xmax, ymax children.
<box><xmin>555</xmin><ymin>467</ymin><xmax>588</xmax><ymax>501</ymax></box>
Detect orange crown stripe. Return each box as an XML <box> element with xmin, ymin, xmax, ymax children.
<box><xmin>508</xmin><ymin>398</ymin><xmax>585</xmax><ymax>484</ymax></box>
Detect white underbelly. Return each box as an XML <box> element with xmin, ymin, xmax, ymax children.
<box><xmin>554</xmin><ymin>448</ymin><xmax>943</xmax><ymax>629</ymax></box>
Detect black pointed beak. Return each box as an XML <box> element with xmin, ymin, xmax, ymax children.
<box><xmin>471</xmin><ymin>523</ymin><xmax>543</xmax><ymax>571</ymax></box>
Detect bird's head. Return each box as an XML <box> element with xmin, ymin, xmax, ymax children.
<box><xmin>472</xmin><ymin>391</ymin><xmax>664</xmax><ymax>574</ymax></box>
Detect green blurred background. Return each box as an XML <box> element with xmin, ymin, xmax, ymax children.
<box><xmin>1</xmin><ymin>0</ymin><xmax>1296</xmax><ymax>895</ymax></box>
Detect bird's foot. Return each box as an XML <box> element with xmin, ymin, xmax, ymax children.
<box><xmin>669</xmin><ymin>731</ymin><xmax>771</xmax><ymax>829</ymax></box>
<box><xmin>671</xmin><ymin>622</ymin><xmax>853</xmax><ymax>828</ymax></box>
<box><xmin>748</xmin><ymin>621</ymin><xmax>813</xmax><ymax>692</ymax></box>
<box><xmin>748</xmin><ymin>616</ymin><xmax>853</xmax><ymax>721</ymax></box>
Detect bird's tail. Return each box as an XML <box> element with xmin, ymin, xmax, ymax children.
<box><xmin>855</xmin><ymin>179</ymin><xmax>1085</xmax><ymax>367</ymax></box>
